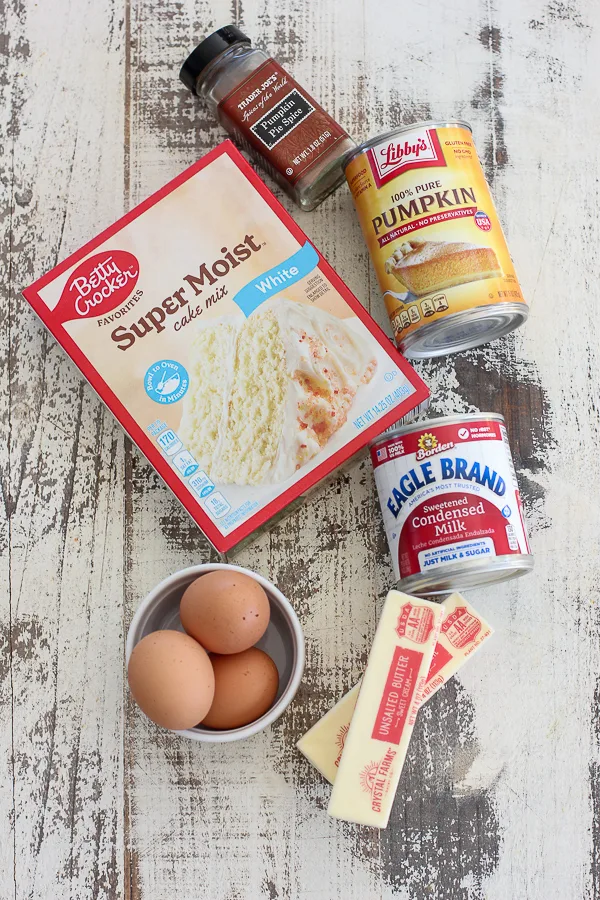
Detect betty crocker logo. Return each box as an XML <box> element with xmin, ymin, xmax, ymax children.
<box><xmin>55</xmin><ymin>250</ymin><xmax>139</xmax><ymax>325</ymax></box>
<box><xmin>367</xmin><ymin>128</ymin><xmax>446</xmax><ymax>187</ymax></box>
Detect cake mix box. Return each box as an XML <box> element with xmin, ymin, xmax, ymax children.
<box><xmin>23</xmin><ymin>141</ymin><xmax>429</xmax><ymax>554</ymax></box>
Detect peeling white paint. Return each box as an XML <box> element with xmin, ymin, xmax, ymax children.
<box><xmin>2</xmin><ymin>0</ymin><xmax>600</xmax><ymax>897</ymax></box>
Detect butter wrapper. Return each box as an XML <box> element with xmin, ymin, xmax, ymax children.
<box><xmin>300</xmin><ymin>593</ymin><xmax>492</xmax><ymax>797</ymax></box>
<box><xmin>328</xmin><ymin>591</ymin><xmax>443</xmax><ymax>828</ymax></box>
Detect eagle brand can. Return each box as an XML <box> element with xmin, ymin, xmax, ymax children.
<box><xmin>371</xmin><ymin>414</ymin><xmax>533</xmax><ymax>594</ymax></box>
<box><xmin>344</xmin><ymin>121</ymin><xmax>528</xmax><ymax>358</ymax></box>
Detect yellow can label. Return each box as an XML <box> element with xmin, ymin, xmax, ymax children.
<box><xmin>345</xmin><ymin>123</ymin><xmax>526</xmax><ymax>348</ymax></box>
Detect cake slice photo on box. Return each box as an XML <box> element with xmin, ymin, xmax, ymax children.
<box><xmin>179</xmin><ymin>297</ymin><xmax>377</xmax><ymax>486</ymax></box>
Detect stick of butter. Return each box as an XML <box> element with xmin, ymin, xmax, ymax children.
<box><xmin>297</xmin><ymin>683</ymin><xmax>362</xmax><ymax>784</ymax></box>
<box><xmin>421</xmin><ymin>592</ymin><xmax>493</xmax><ymax>701</ymax></box>
<box><xmin>327</xmin><ymin>591</ymin><xmax>444</xmax><ymax>828</ymax></box>
<box><xmin>297</xmin><ymin>593</ymin><xmax>493</xmax><ymax>787</ymax></box>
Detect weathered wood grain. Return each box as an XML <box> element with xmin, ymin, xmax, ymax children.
<box><xmin>2</xmin><ymin>0</ymin><xmax>600</xmax><ymax>897</ymax></box>
<box><xmin>1</xmin><ymin>0</ymin><xmax>128</xmax><ymax>897</ymax></box>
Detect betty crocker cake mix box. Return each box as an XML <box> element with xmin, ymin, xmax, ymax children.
<box><xmin>23</xmin><ymin>141</ymin><xmax>429</xmax><ymax>554</ymax></box>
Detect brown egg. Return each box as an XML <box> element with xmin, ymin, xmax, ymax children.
<box><xmin>127</xmin><ymin>630</ymin><xmax>215</xmax><ymax>730</ymax></box>
<box><xmin>180</xmin><ymin>570</ymin><xmax>270</xmax><ymax>654</ymax></box>
<box><xmin>201</xmin><ymin>647</ymin><xmax>279</xmax><ymax>730</ymax></box>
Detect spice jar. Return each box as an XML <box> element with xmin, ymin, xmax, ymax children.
<box><xmin>180</xmin><ymin>25</ymin><xmax>355</xmax><ymax>211</ymax></box>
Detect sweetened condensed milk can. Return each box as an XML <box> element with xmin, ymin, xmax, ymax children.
<box><xmin>344</xmin><ymin>121</ymin><xmax>528</xmax><ymax>358</ymax></box>
<box><xmin>371</xmin><ymin>414</ymin><xmax>533</xmax><ymax>594</ymax></box>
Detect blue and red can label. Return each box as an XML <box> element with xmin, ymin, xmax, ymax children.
<box><xmin>371</xmin><ymin>416</ymin><xmax>531</xmax><ymax>583</ymax></box>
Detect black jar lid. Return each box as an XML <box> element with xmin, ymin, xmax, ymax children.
<box><xmin>180</xmin><ymin>25</ymin><xmax>251</xmax><ymax>94</ymax></box>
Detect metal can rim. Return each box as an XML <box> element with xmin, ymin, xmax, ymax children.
<box><xmin>398</xmin><ymin>302</ymin><xmax>529</xmax><ymax>360</ymax></box>
<box><xmin>397</xmin><ymin>553</ymin><xmax>534</xmax><ymax>595</ymax></box>
<box><xmin>342</xmin><ymin>120</ymin><xmax>473</xmax><ymax>171</ymax></box>
<box><xmin>370</xmin><ymin>411</ymin><xmax>506</xmax><ymax>448</ymax></box>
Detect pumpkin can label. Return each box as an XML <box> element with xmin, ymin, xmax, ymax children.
<box><xmin>345</xmin><ymin>122</ymin><xmax>527</xmax><ymax>356</ymax></box>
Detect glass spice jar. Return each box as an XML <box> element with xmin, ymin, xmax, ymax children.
<box><xmin>180</xmin><ymin>25</ymin><xmax>356</xmax><ymax>211</ymax></box>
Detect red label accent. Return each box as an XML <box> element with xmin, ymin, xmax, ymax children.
<box><xmin>55</xmin><ymin>250</ymin><xmax>139</xmax><ymax>325</ymax></box>
<box><xmin>218</xmin><ymin>59</ymin><xmax>348</xmax><ymax>186</ymax></box>
<box><xmin>398</xmin><ymin>492</ymin><xmax>515</xmax><ymax>579</ymax></box>
<box><xmin>372</xmin><ymin>646</ymin><xmax>423</xmax><ymax>744</ymax></box>
<box><xmin>370</xmin><ymin>419</ymin><xmax>503</xmax><ymax>468</ymax></box>
<box><xmin>367</xmin><ymin>127</ymin><xmax>446</xmax><ymax>188</ymax></box>
<box><xmin>441</xmin><ymin>607</ymin><xmax>482</xmax><ymax>648</ymax></box>
<box><xmin>395</xmin><ymin>602</ymin><xmax>434</xmax><ymax>644</ymax></box>
<box><xmin>474</xmin><ymin>210</ymin><xmax>492</xmax><ymax>231</ymax></box>
<box><xmin>426</xmin><ymin>641</ymin><xmax>453</xmax><ymax>681</ymax></box>
<box><xmin>377</xmin><ymin>207</ymin><xmax>477</xmax><ymax>248</ymax></box>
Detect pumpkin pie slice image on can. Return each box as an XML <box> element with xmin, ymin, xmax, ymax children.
<box><xmin>344</xmin><ymin>121</ymin><xmax>528</xmax><ymax>358</ymax></box>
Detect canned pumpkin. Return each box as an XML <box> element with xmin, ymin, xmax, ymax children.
<box><xmin>344</xmin><ymin>121</ymin><xmax>528</xmax><ymax>358</ymax></box>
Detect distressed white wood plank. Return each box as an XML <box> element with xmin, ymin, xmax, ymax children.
<box><xmin>122</xmin><ymin>0</ymin><xmax>600</xmax><ymax>898</ymax></box>
<box><xmin>1</xmin><ymin>1</ymin><xmax>18</xmax><ymax>889</ymax></box>
<box><xmin>472</xmin><ymin>1</ymin><xmax>600</xmax><ymax>894</ymax></box>
<box><xmin>3</xmin><ymin>0</ymin><xmax>600</xmax><ymax>897</ymax></box>
<box><xmin>1</xmin><ymin>0</ymin><xmax>127</xmax><ymax>897</ymax></box>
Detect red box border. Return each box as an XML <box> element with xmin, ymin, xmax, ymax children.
<box><xmin>22</xmin><ymin>141</ymin><xmax>430</xmax><ymax>553</ymax></box>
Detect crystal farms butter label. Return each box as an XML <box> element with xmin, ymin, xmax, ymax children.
<box><xmin>344</xmin><ymin>122</ymin><xmax>527</xmax><ymax>348</ymax></box>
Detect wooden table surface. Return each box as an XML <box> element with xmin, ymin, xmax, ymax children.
<box><xmin>2</xmin><ymin>0</ymin><xmax>600</xmax><ymax>897</ymax></box>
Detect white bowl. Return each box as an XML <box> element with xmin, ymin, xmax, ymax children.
<box><xmin>125</xmin><ymin>563</ymin><xmax>305</xmax><ymax>743</ymax></box>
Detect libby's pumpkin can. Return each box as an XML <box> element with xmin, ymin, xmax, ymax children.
<box><xmin>344</xmin><ymin>121</ymin><xmax>528</xmax><ymax>358</ymax></box>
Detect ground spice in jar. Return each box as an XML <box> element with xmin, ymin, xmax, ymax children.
<box><xmin>180</xmin><ymin>25</ymin><xmax>355</xmax><ymax>211</ymax></box>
